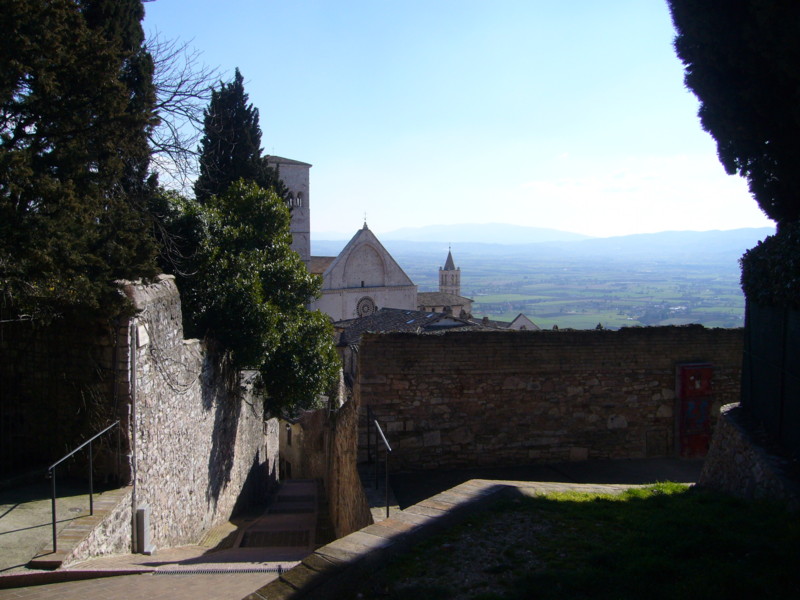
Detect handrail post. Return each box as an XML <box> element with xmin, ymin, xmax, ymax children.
<box><xmin>88</xmin><ymin>440</ymin><xmax>94</xmax><ymax>516</ymax></box>
<box><xmin>384</xmin><ymin>445</ymin><xmax>390</xmax><ymax>519</ymax></box>
<box><xmin>367</xmin><ymin>406</ymin><xmax>372</xmax><ymax>464</ymax></box>
<box><xmin>50</xmin><ymin>468</ymin><xmax>57</xmax><ymax>553</ymax></box>
<box><xmin>45</xmin><ymin>420</ymin><xmax>120</xmax><ymax>555</ymax></box>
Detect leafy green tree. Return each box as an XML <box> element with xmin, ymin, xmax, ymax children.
<box><xmin>669</xmin><ymin>0</ymin><xmax>800</xmax><ymax>226</ymax></box>
<box><xmin>180</xmin><ymin>180</ymin><xmax>338</xmax><ymax>414</ymax></box>
<box><xmin>194</xmin><ymin>68</ymin><xmax>285</xmax><ymax>204</ymax></box>
<box><xmin>0</xmin><ymin>0</ymin><xmax>158</xmax><ymax>316</ymax></box>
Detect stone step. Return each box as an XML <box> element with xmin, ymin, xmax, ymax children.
<box><xmin>26</xmin><ymin>486</ymin><xmax>131</xmax><ymax>571</ymax></box>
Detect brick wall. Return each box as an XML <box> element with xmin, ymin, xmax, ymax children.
<box><xmin>355</xmin><ymin>326</ymin><xmax>742</xmax><ymax>471</ymax></box>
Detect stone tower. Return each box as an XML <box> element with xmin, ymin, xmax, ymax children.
<box><xmin>265</xmin><ymin>156</ymin><xmax>311</xmax><ymax>264</ymax></box>
<box><xmin>439</xmin><ymin>247</ymin><xmax>461</xmax><ymax>296</ymax></box>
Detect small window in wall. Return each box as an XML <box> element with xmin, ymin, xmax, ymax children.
<box><xmin>296</xmin><ymin>192</ymin><xmax>304</xmax><ymax>207</ymax></box>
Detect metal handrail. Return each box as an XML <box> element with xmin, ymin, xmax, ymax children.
<box><xmin>366</xmin><ymin>407</ymin><xmax>392</xmax><ymax>518</ymax></box>
<box><xmin>47</xmin><ymin>420</ymin><xmax>120</xmax><ymax>553</ymax></box>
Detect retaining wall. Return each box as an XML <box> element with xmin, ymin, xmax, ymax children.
<box><xmin>698</xmin><ymin>403</ymin><xmax>800</xmax><ymax>510</ymax></box>
<box><xmin>120</xmin><ymin>276</ymin><xmax>278</xmax><ymax>549</ymax></box>
<box><xmin>0</xmin><ymin>276</ymin><xmax>278</xmax><ymax>553</ymax></box>
<box><xmin>356</xmin><ymin>326</ymin><xmax>742</xmax><ymax>471</ymax></box>
<box><xmin>293</xmin><ymin>400</ymin><xmax>372</xmax><ymax>538</ymax></box>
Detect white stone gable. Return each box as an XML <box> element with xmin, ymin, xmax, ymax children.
<box><xmin>321</xmin><ymin>225</ymin><xmax>414</xmax><ymax>290</ymax></box>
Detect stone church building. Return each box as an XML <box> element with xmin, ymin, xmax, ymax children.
<box><xmin>308</xmin><ymin>222</ymin><xmax>418</xmax><ymax>321</ymax></box>
<box><xmin>272</xmin><ymin>155</ymin><xmax>533</xmax><ymax>325</ymax></box>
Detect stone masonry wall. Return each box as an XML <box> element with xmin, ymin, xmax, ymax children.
<box><xmin>356</xmin><ymin>326</ymin><xmax>742</xmax><ymax>471</ymax></box>
<box><xmin>0</xmin><ymin>276</ymin><xmax>278</xmax><ymax>553</ymax></box>
<box><xmin>698</xmin><ymin>403</ymin><xmax>800</xmax><ymax>510</ymax></box>
<box><xmin>121</xmin><ymin>276</ymin><xmax>278</xmax><ymax>549</ymax></box>
<box><xmin>297</xmin><ymin>400</ymin><xmax>372</xmax><ymax>538</ymax></box>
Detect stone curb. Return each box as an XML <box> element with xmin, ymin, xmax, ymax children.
<box><xmin>0</xmin><ymin>569</ymin><xmax>150</xmax><ymax>590</ymax></box>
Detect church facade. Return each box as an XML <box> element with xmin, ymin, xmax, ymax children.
<box><xmin>308</xmin><ymin>223</ymin><xmax>417</xmax><ymax>321</ymax></box>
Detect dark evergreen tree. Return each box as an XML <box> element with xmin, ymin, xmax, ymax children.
<box><xmin>669</xmin><ymin>0</ymin><xmax>800</xmax><ymax>226</ymax></box>
<box><xmin>177</xmin><ymin>181</ymin><xmax>338</xmax><ymax>414</ymax></box>
<box><xmin>194</xmin><ymin>68</ymin><xmax>286</xmax><ymax>204</ymax></box>
<box><xmin>0</xmin><ymin>0</ymin><xmax>158</xmax><ymax>316</ymax></box>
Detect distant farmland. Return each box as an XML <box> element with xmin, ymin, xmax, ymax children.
<box><xmin>399</xmin><ymin>254</ymin><xmax>744</xmax><ymax>330</ymax></box>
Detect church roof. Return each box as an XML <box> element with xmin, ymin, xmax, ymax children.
<box><xmin>469</xmin><ymin>313</ymin><xmax>540</xmax><ymax>331</ymax></box>
<box><xmin>508</xmin><ymin>313</ymin><xmax>541</xmax><ymax>330</ymax></box>
<box><xmin>264</xmin><ymin>155</ymin><xmax>312</xmax><ymax>167</ymax></box>
<box><xmin>333</xmin><ymin>308</ymin><xmax>472</xmax><ymax>346</ymax></box>
<box><xmin>308</xmin><ymin>256</ymin><xmax>336</xmax><ymax>275</ymax></box>
<box><xmin>443</xmin><ymin>249</ymin><xmax>456</xmax><ymax>270</ymax></box>
<box><xmin>417</xmin><ymin>291</ymin><xmax>473</xmax><ymax>307</ymax></box>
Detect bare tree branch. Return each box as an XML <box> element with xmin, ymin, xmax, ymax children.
<box><xmin>146</xmin><ymin>33</ymin><xmax>219</xmax><ymax>194</ymax></box>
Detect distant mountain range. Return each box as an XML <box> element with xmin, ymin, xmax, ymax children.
<box><xmin>314</xmin><ymin>223</ymin><xmax>588</xmax><ymax>244</ymax></box>
<box><xmin>311</xmin><ymin>224</ymin><xmax>775</xmax><ymax>265</ymax></box>
<box><xmin>381</xmin><ymin>223</ymin><xmax>590</xmax><ymax>244</ymax></box>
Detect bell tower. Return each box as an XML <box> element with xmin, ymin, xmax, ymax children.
<box><xmin>265</xmin><ymin>156</ymin><xmax>311</xmax><ymax>264</ymax></box>
<box><xmin>439</xmin><ymin>247</ymin><xmax>460</xmax><ymax>296</ymax></box>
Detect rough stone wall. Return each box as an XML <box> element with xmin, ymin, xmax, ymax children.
<box><xmin>121</xmin><ymin>276</ymin><xmax>278</xmax><ymax>549</ymax></box>
<box><xmin>356</xmin><ymin>326</ymin><xmax>742</xmax><ymax>471</ymax></box>
<box><xmin>698</xmin><ymin>403</ymin><xmax>800</xmax><ymax>510</ymax></box>
<box><xmin>296</xmin><ymin>400</ymin><xmax>372</xmax><ymax>538</ymax></box>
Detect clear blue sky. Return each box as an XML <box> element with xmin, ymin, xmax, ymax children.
<box><xmin>143</xmin><ymin>0</ymin><xmax>774</xmax><ymax>238</ymax></box>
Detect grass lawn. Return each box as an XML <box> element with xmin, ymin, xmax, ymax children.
<box><xmin>354</xmin><ymin>483</ymin><xmax>800</xmax><ymax>600</ymax></box>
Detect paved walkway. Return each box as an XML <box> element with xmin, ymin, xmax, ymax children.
<box><xmin>1</xmin><ymin>459</ymin><xmax>704</xmax><ymax>599</ymax></box>
<box><xmin>0</xmin><ymin>480</ymin><xmax>319</xmax><ymax>600</ymax></box>
<box><xmin>0</xmin><ymin>479</ymin><xmax>100</xmax><ymax>575</ymax></box>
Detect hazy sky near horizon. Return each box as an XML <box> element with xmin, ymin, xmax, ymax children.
<box><xmin>143</xmin><ymin>0</ymin><xmax>775</xmax><ymax>239</ymax></box>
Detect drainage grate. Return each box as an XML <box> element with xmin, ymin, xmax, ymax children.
<box><xmin>155</xmin><ymin>566</ymin><xmax>285</xmax><ymax>575</ymax></box>
<box><xmin>240</xmin><ymin>530</ymin><xmax>310</xmax><ymax>548</ymax></box>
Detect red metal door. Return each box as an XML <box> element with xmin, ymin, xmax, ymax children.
<box><xmin>676</xmin><ymin>363</ymin><xmax>714</xmax><ymax>457</ymax></box>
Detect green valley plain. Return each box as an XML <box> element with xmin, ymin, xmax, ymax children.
<box><xmin>313</xmin><ymin>225</ymin><xmax>774</xmax><ymax>330</ymax></box>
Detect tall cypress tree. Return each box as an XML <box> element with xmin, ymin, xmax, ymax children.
<box><xmin>194</xmin><ymin>68</ymin><xmax>285</xmax><ymax>204</ymax></box>
<box><xmin>669</xmin><ymin>0</ymin><xmax>800</xmax><ymax>226</ymax></box>
<box><xmin>0</xmin><ymin>0</ymin><xmax>158</xmax><ymax>316</ymax></box>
